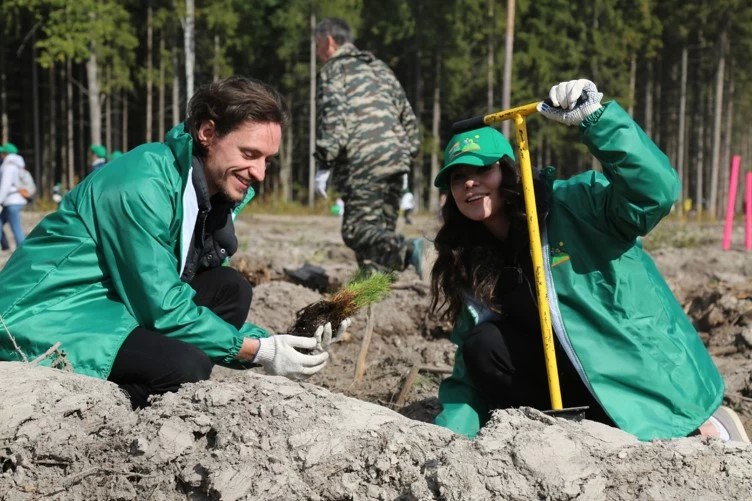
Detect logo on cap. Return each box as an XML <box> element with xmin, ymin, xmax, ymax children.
<box><xmin>448</xmin><ymin>135</ymin><xmax>482</xmax><ymax>161</ymax></box>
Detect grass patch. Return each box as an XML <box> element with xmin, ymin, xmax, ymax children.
<box><xmin>27</xmin><ymin>197</ymin><xmax>60</xmax><ymax>212</ymax></box>
<box><xmin>244</xmin><ymin>194</ymin><xmax>333</xmax><ymax>216</ymax></box>
<box><xmin>642</xmin><ymin>220</ymin><xmax>721</xmax><ymax>251</ymax></box>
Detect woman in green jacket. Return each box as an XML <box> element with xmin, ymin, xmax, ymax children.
<box><xmin>0</xmin><ymin>76</ymin><xmax>336</xmax><ymax>408</ymax></box>
<box><xmin>429</xmin><ymin>79</ymin><xmax>747</xmax><ymax>442</ymax></box>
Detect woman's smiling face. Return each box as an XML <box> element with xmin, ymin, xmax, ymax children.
<box><xmin>449</xmin><ymin>162</ymin><xmax>504</xmax><ymax>222</ymax></box>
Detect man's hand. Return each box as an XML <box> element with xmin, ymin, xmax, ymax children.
<box><xmin>313</xmin><ymin>318</ymin><xmax>352</xmax><ymax>352</ymax></box>
<box><xmin>537</xmin><ymin>79</ymin><xmax>603</xmax><ymax>126</ymax></box>
<box><xmin>253</xmin><ymin>335</ymin><xmax>329</xmax><ymax>379</ymax></box>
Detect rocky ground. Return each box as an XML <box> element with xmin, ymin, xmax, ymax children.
<box><xmin>1</xmin><ymin>209</ymin><xmax>751</xmax><ymax>500</ymax></box>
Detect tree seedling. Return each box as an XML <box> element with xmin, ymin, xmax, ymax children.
<box><xmin>288</xmin><ymin>270</ymin><xmax>395</xmax><ymax>339</ymax></box>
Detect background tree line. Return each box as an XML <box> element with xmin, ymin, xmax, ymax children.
<box><xmin>1</xmin><ymin>0</ymin><xmax>751</xmax><ymax>218</ymax></box>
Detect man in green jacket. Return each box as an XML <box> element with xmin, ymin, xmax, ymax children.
<box><xmin>314</xmin><ymin>18</ymin><xmax>424</xmax><ymax>277</ymax></box>
<box><xmin>0</xmin><ymin>76</ymin><xmax>333</xmax><ymax>408</ymax></box>
<box><xmin>430</xmin><ymin>79</ymin><xmax>746</xmax><ymax>442</ymax></box>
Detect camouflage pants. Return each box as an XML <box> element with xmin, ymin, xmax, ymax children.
<box><xmin>341</xmin><ymin>173</ymin><xmax>408</xmax><ymax>273</ymax></box>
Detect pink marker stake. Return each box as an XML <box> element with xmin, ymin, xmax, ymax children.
<box><xmin>746</xmin><ymin>171</ymin><xmax>752</xmax><ymax>250</ymax></box>
<box><xmin>722</xmin><ymin>155</ymin><xmax>741</xmax><ymax>250</ymax></box>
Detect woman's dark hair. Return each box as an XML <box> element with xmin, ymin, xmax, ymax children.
<box><xmin>185</xmin><ymin>76</ymin><xmax>289</xmax><ymax>158</ymax></box>
<box><xmin>429</xmin><ymin>156</ymin><xmax>525</xmax><ymax>322</ymax></box>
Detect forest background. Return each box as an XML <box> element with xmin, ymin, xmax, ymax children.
<box><xmin>1</xmin><ymin>0</ymin><xmax>751</xmax><ymax>218</ymax></box>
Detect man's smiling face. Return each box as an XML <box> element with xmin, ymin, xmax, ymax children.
<box><xmin>198</xmin><ymin>119</ymin><xmax>282</xmax><ymax>203</ymax></box>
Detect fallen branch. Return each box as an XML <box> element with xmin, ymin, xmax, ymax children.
<box><xmin>31</xmin><ymin>342</ymin><xmax>62</xmax><ymax>366</ymax></box>
<box><xmin>390</xmin><ymin>283</ymin><xmax>429</xmax><ymax>296</ymax></box>
<box><xmin>420</xmin><ymin>365</ymin><xmax>453</xmax><ymax>374</ymax></box>
<box><xmin>42</xmin><ymin>467</ymin><xmax>156</xmax><ymax>496</ymax></box>
<box><xmin>709</xmin><ymin>345</ymin><xmax>738</xmax><ymax>356</ymax></box>
<box><xmin>0</xmin><ymin>312</ymin><xmax>28</xmax><ymax>362</ymax></box>
<box><xmin>34</xmin><ymin>459</ymin><xmax>71</xmax><ymax>467</ymax></box>
<box><xmin>394</xmin><ymin>364</ymin><xmax>453</xmax><ymax>408</ymax></box>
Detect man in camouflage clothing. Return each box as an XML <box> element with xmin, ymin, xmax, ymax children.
<box><xmin>314</xmin><ymin>17</ymin><xmax>424</xmax><ymax>277</ymax></box>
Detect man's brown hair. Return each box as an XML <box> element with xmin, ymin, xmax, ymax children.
<box><xmin>185</xmin><ymin>76</ymin><xmax>289</xmax><ymax>158</ymax></box>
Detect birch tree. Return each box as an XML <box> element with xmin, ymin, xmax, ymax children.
<box><xmin>180</xmin><ymin>0</ymin><xmax>195</xmax><ymax>103</ymax></box>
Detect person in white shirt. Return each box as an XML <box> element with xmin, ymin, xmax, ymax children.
<box><xmin>0</xmin><ymin>142</ymin><xmax>28</xmax><ymax>251</ymax></box>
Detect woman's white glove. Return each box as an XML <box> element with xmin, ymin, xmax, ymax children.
<box><xmin>313</xmin><ymin>318</ymin><xmax>352</xmax><ymax>352</ymax></box>
<box><xmin>253</xmin><ymin>335</ymin><xmax>329</xmax><ymax>379</ymax></box>
<box><xmin>537</xmin><ymin>79</ymin><xmax>603</xmax><ymax>126</ymax></box>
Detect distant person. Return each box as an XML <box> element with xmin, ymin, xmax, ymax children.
<box><xmin>51</xmin><ymin>182</ymin><xmax>64</xmax><ymax>206</ymax></box>
<box><xmin>399</xmin><ymin>174</ymin><xmax>415</xmax><ymax>225</ymax></box>
<box><xmin>430</xmin><ymin>79</ymin><xmax>748</xmax><ymax>443</ymax></box>
<box><xmin>400</xmin><ymin>190</ymin><xmax>415</xmax><ymax>225</ymax></box>
<box><xmin>0</xmin><ymin>142</ymin><xmax>28</xmax><ymax>251</ymax></box>
<box><xmin>89</xmin><ymin>144</ymin><xmax>108</xmax><ymax>174</ymax></box>
<box><xmin>0</xmin><ymin>76</ymin><xmax>346</xmax><ymax>409</ymax></box>
<box><xmin>314</xmin><ymin>17</ymin><xmax>424</xmax><ymax>277</ymax></box>
<box><xmin>109</xmin><ymin>150</ymin><xmax>124</xmax><ymax>162</ymax></box>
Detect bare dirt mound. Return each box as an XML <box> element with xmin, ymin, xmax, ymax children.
<box><xmin>647</xmin><ymin>222</ymin><xmax>752</xmax><ymax>434</ymax></box>
<box><xmin>2</xmin><ymin>212</ymin><xmax>752</xmax><ymax>499</ymax></box>
<box><xmin>3</xmin><ymin>362</ymin><xmax>752</xmax><ymax>500</ymax></box>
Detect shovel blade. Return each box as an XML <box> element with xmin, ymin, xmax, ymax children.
<box><xmin>543</xmin><ymin>405</ymin><xmax>589</xmax><ymax>422</ymax></box>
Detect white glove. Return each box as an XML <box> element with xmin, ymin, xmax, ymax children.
<box><xmin>253</xmin><ymin>335</ymin><xmax>329</xmax><ymax>379</ymax></box>
<box><xmin>537</xmin><ymin>79</ymin><xmax>603</xmax><ymax>126</ymax></box>
<box><xmin>314</xmin><ymin>169</ymin><xmax>330</xmax><ymax>199</ymax></box>
<box><xmin>314</xmin><ymin>318</ymin><xmax>352</xmax><ymax>351</ymax></box>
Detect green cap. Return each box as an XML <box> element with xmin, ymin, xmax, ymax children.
<box><xmin>90</xmin><ymin>144</ymin><xmax>107</xmax><ymax>159</ymax></box>
<box><xmin>109</xmin><ymin>150</ymin><xmax>123</xmax><ymax>161</ymax></box>
<box><xmin>0</xmin><ymin>142</ymin><xmax>19</xmax><ymax>154</ymax></box>
<box><xmin>434</xmin><ymin>127</ymin><xmax>514</xmax><ymax>188</ymax></box>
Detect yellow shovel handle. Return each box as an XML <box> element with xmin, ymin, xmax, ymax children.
<box><xmin>513</xmin><ymin>113</ymin><xmax>563</xmax><ymax>411</ymax></box>
<box><xmin>451</xmin><ymin>101</ymin><xmax>541</xmax><ymax>132</ymax></box>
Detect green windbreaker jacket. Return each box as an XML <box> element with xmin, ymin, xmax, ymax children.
<box><xmin>0</xmin><ymin>124</ymin><xmax>269</xmax><ymax>379</ymax></box>
<box><xmin>434</xmin><ymin>102</ymin><xmax>723</xmax><ymax>441</ymax></box>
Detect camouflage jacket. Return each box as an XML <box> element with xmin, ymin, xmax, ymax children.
<box><xmin>315</xmin><ymin>43</ymin><xmax>420</xmax><ymax>192</ymax></box>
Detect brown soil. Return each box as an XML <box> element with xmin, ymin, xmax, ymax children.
<box><xmin>232</xmin><ymin>213</ymin><xmax>752</xmax><ymax>432</ymax></box>
<box><xmin>2</xmin><ymin>210</ymin><xmax>752</xmax><ymax>499</ymax></box>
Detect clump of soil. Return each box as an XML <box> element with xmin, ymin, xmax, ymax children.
<box><xmin>3</xmin><ymin>362</ymin><xmax>752</xmax><ymax>500</ymax></box>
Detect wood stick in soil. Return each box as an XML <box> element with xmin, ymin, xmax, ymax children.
<box><xmin>394</xmin><ymin>364</ymin><xmax>454</xmax><ymax>408</ymax></box>
<box><xmin>353</xmin><ymin>304</ymin><xmax>374</xmax><ymax>384</ymax></box>
<box><xmin>394</xmin><ymin>364</ymin><xmax>422</xmax><ymax>408</ymax></box>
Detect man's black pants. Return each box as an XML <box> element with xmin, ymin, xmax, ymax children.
<box><xmin>462</xmin><ymin>321</ymin><xmax>615</xmax><ymax>426</ymax></box>
<box><xmin>108</xmin><ymin>266</ymin><xmax>252</xmax><ymax>408</ymax></box>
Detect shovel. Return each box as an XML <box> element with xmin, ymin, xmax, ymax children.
<box><xmin>452</xmin><ymin>99</ymin><xmax>588</xmax><ymax>421</ymax></box>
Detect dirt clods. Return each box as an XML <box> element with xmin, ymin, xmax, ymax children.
<box><xmin>2</xmin><ymin>213</ymin><xmax>752</xmax><ymax>500</ymax></box>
